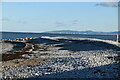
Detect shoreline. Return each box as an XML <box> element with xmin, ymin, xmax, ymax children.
<box><xmin>1</xmin><ymin>36</ymin><xmax>120</xmax><ymax>79</ymax></box>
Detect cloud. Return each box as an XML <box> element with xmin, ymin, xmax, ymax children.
<box><xmin>55</xmin><ymin>19</ymin><xmax>79</xmax><ymax>27</ymax></box>
<box><xmin>72</xmin><ymin>20</ymin><xmax>79</xmax><ymax>25</ymax></box>
<box><xmin>55</xmin><ymin>22</ymin><xmax>66</xmax><ymax>27</ymax></box>
<box><xmin>96</xmin><ymin>2</ymin><xmax>119</xmax><ymax>7</ymax></box>
<box><xmin>0</xmin><ymin>18</ymin><xmax>10</xmax><ymax>21</ymax></box>
<box><xmin>17</xmin><ymin>20</ymin><xmax>27</xmax><ymax>24</ymax></box>
<box><xmin>0</xmin><ymin>18</ymin><xmax>27</xmax><ymax>24</ymax></box>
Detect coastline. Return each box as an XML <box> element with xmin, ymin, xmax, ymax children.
<box><xmin>0</xmin><ymin>36</ymin><xmax>120</xmax><ymax>79</ymax></box>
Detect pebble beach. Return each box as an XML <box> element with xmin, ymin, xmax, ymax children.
<box><xmin>0</xmin><ymin>37</ymin><xmax>120</xmax><ymax>79</ymax></box>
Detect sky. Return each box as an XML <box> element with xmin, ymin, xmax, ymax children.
<box><xmin>1</xmin><ymin>2</ymin><xmax>118</xmax><ymax>32</ymax></box>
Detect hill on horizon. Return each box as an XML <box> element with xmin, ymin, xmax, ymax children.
<box><xmin>44</xmin><ymin>30</ymin><xmax>119</xmax><ymax>35</ymax></box>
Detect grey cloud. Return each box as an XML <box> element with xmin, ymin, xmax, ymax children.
<box><xmin>72</xmin><ymin>20</ymin><xmax>79</xmax><ymax>25</ymax></box>
<box><xmin>55</xmin><ymin>19</ymin><xmax>79</xmax><ymax>27</ymax></box>
<box><xmin>0</xmin><ymin>18</ymin><xmax>10</xmax><ymax>21</ymax></box>
<box><xmin>55</xmin><ymin>22</ymin><xmax>66</xmax><ymax>27</ymax></box>
<box><xmin>96</xmin><ymin>2</ymin><xmax>119</xmax><ymax>7</ymax></box>
<box><xmin>17</xmin><ymin>20</ymin><xmax>27</xmax><ymax>24</ymax></box>
<box><xmin>0</xmin><ymin>17</ymin><xmax>27</xmax><ymax>25</ymax></box>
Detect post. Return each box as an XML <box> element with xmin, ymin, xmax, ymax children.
<box><xmin>117</xmin><ymin>32</ymin><xmax>119</xmax><ymax>47</ymax></box>
<box><xmin>117</xmin><ymin>34</ymin><xmax>119</xmax><ymax>43</ymax></box>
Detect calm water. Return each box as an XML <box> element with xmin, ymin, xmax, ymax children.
<box><xmin>1</xmin><ymin>32</ymin><xmax>118</xmax><ymax>41</ymax></box>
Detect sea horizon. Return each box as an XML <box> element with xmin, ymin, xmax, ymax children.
<box><xmin>0</xmin><ymin>31</ymin><xmax>118</xmax><ymax>41</ymax></box>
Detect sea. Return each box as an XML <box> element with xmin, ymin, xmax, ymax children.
<box><xmin>1</xmin><ymin>32</ymin><xmax>119</xmax><ymax>41</ymax></box>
